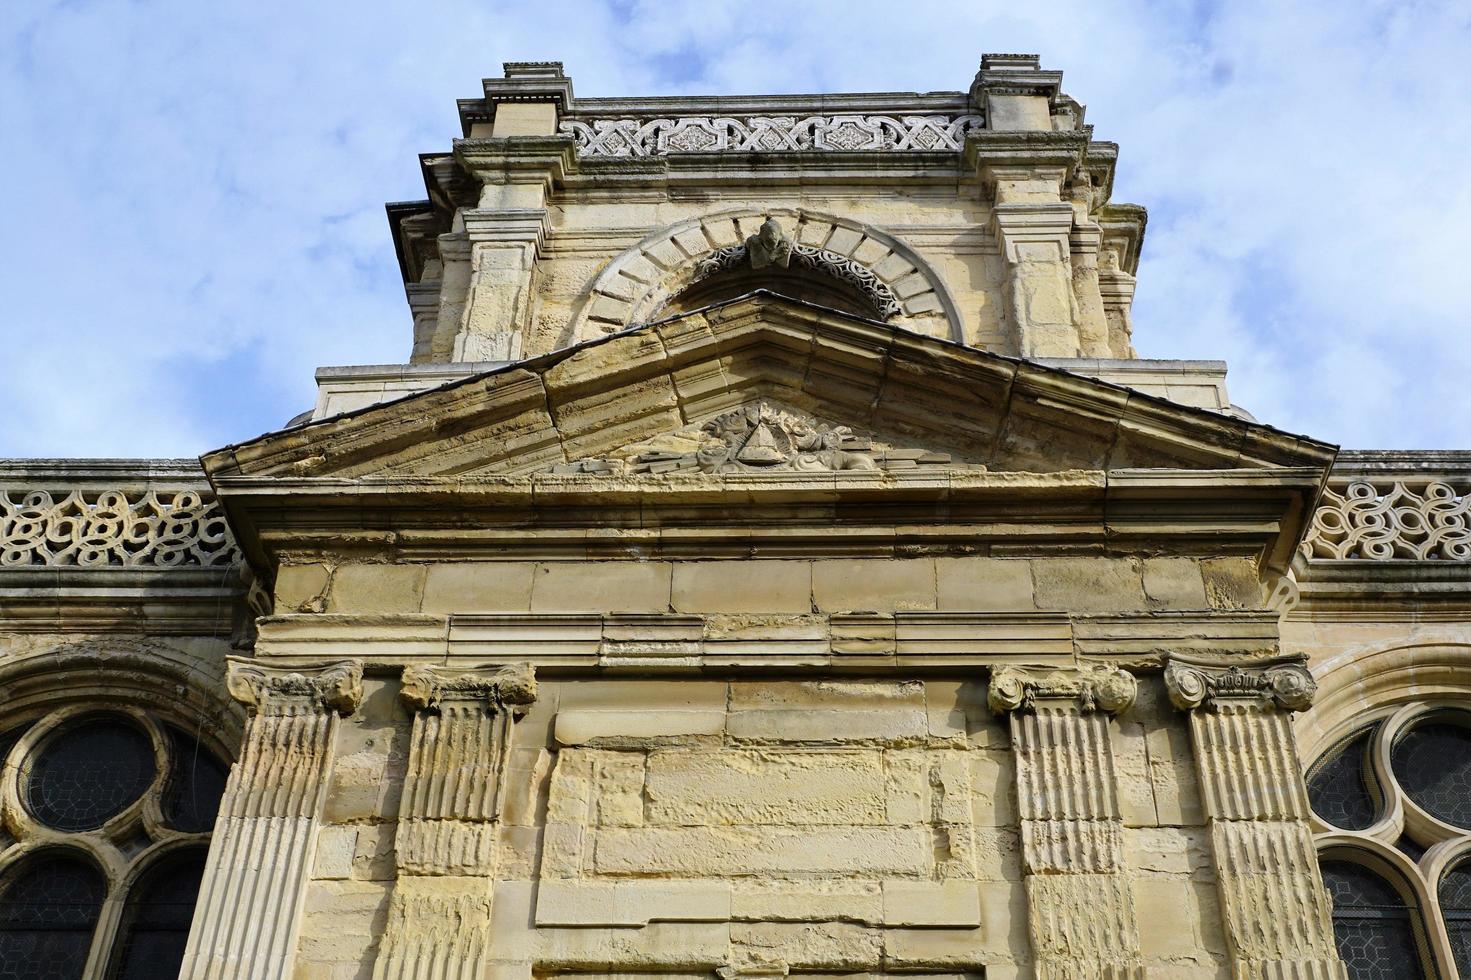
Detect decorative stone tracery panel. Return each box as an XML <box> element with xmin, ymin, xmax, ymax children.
<box><xmin>559</xmin><ymin>113</ymin><xmax>985</xmax><ymax>157</ymax></box>
<box><xmin>1303</xmin><ymin>479</ymin><xmax>1471</xmax><ymax>561</ymax></box>
<box><xmin>567</xmin><ymin>208</ymin><xmax>962</xmax><ymax>344</ymax></box>
<box><xmin>0</xmin><ymin>487</ymin><xmax>238</xmax><ymax>567</ymax></box>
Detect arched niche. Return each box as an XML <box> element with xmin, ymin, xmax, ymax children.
<box><xmin>567</xmin><ymin>208</ymin><xmax>963</xmax><ymax>345</ymax></box>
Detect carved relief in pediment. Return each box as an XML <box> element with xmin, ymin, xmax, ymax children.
<box><xmin>550</xmin><ymin>401</ymin><xmax>981</xmax><ymax>476</ymax></box>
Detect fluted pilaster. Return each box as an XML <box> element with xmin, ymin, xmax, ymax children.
<box><xmin>374</xmin><ymin>663</ymin><xmax>537</xmax><ymax>979</ymax></box>
<box><xmin>990</xmin><ymin>664</ymin><xmax>1143</xmax><ymax>979</ymax></box>
<box><xmin>181</xmin><ymin>659</ymin><xmax>363</xmax><ymax>980</ymax></box>
<box><xmin>1164</xmin><ymin>653</ymin><xmax>1346</xmax><ymax>979</ymax></box>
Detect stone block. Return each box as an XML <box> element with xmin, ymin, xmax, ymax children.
<box><xmin>420</xmin><ymin>562</ymin><xmax>536</xmax><ymax>613</ymax></box>
<box><xmin>671</xmin><ymin>560</ymin><xmax>813</xmax><ymax>614</ymax></box>
<box><xmin>986</xmin><ymin>93</ymin><xmax>1052</xmax><ymax>131</ymax></box>
<box><xmin>313</xmin><ymin>826</ymin><xmax>357</xmax><ymax>880</ymax></box>
<box><xmin>536</xmin><ymin>880</ymin><xmax>732</xmax><ymax>926</ymax></box>
<box><xmin>1031</xmin><ymin>557</ymin><xmax>1146</xmax><ymax>613</ymax></box>
<box><xmin>492</xmin><ymin>102</ymin><xmax>557</xmax><ymax>137</ymax></box>
<box><xmin>538</xmin><ymin>921</ymin><xmax>731</xmax><ymax>969</ymax></box>
<box><xmin>557</xmin><ymin>679</ymin><xmax>729</xmax><ymax>711</ymax></box>
<box><xmin>328</xmin><ymin>563</ymin><xmax>427</xmax><ymax>614</ymax></box>
<box><xmin>812</xmin><ymin>559</ymin><xmax>936</xmax><ymax>612</ymax></box>
<box><xmin>969</xmin><ymin>750</ymin><xmax>1016</xmax><ymax>826</ymax></box>
<box><xmin>1141</xmin><ymin>558</ymin><xmax>1209</xmax><ymax>609</ymax></box>
<box><xmin>727</xmin><ymin>708</ymin><xmax>928</xmax><ymax>744</ymax></box>
<box><xmin>882</xmin><ymin>926</ymin><xmax>990</xmax><ymax>967</ymax></box>
<box><xmin>644</xmin><ymin>749</ymin><xmax>891</xmax><ymax>825</ymax></box>
<box><xmin>591</xmin><ymin>826</ymin><xmax>932</xmax><ymax>876</ymax></box>
<box><xmin>276</xmin><ymin>563</ymin><xmax>331</xmax><ymax>611</ymax></box>
<box><xmin>530</xmin><ymin>561</ymin><xmax>672</xmax><ymax>613</ymax></box>
<box><xmin>733</xmin><ymin>921</ymin><xmax>882</xmax><ymax>970</ymax></box>
<box><xmin>883</xmin><ymin>880</ymin><xmax>982</xmax><ymax>927</ymax></box>
<box><xmin>1147</xmin><ymin>723</ymin><xmax>1203</xmax><ymax>826</ymax></box>
<box><xmin>935</xmin><ymin>558</ymin><xmax>1035</xmax><ymax>611</ymax></box>
<box><xmin>1201</xmin><ymin>557</ymin><xmax>1264</xmax><ymax>610</ymax></box>
<box><xmin>555</xmin><ymin>709</ymin><xmax>726</xmax><ymax>746</ymax></box>
<box><xmin>731</xmin><ymin>881</ymin><xmax>882</xmax><ymax>924</ymax></box>
<box><xmin>730</xmin><ymin>679</ymin><xmax>925</xmax><ymax>711</ymax></box>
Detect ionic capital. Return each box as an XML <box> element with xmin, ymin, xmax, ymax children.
<box><xmin>400</xmin><ymin>662</ymin><xmax>537</xmax><ymax>713</ymax></box>
<box><xmin>1163</xmin><ymin>653</ymin><xmax>1316</xmax><ymax>713</ymax></box>
<box><xmin>988</xmin><ymin>663</ymin><xmax>1137</xmax><ymax>716</ymax></box>
<box><xmin>226</xmin><ymin>658</ymin><xmax>363</xmax><ymax>716</ymax></box>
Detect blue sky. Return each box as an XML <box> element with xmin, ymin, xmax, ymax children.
<box><xmin>2</xmin><ymin>0</ymin><xmax>1469</xmax><ymax>457</ymax></box>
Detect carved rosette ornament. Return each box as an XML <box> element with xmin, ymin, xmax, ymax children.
<box><xmin>375</xmin><ymin>664</ymin><xmax>538</xmax><ymax>980</ymax></box>
<box><xmin>1162</xmin><ymin>653</ymin><xmax>1344</xmax><ymax>977</ymax></box>
<box><xmin>181</xmin><ymin>660</ymin><xmax>365</xmax><ymax>979</ymax></box>
<box><xmin>988</xmin><ymin>664</ymin><xmax>1143</xmax><ymax>977</ymax></box>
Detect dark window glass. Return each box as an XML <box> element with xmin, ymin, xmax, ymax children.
<box><xmin>1321</xmin><ymin>859</ymin><xmax>1427</xmax><ymax>980</ymax></box>
<box><xmin>25</xmin><ymin>718</ymin><xmax>156</xmax><ymax>832</ymax></box>
<box><xmin>0</xmin><ymin>854</ymin><xmax>104</xmax><ymax>980</ymax></box>
<box><xmin>108</xmin><ymin>851</ymin><xmax>205</xmax><ymax>980</ymax></box>
<box><xmin>1308</xmin><ymin>729</ymin><xmax>1380</xmax><ymax>831</ymax></box>
<box><xmin>1440</xmin><ymin>864</ymin><xmax>1471</xmax><ymax>978</ymax></box>
<box><xmin>1392</xmin><ymin>719</ymin><xmax>1471</xmax><ymax>829</ymax></box>
<box><xmin>161</xmin><ymin>728</ymin><xmax>228</xmax><ymax>834</ymax></box>
<box><xmin>1394</xmin><ymin>835</ymin><xmax>1427</xmax><ymax>863</ymax></box>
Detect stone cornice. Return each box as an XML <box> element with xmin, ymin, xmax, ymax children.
<box><xmin>1162</xmin><ymin>652</ymin><xmax>1316</xmax><ymax>712</ymax></box>
<box><xmin>226</xmin><ymin>658</ymin><xmax>364</xmax><ymax>715</ymax></box>
<box><xmin>400</xmin><ymin>662</ymin><xmax>537</xmax><ymax>711</ymax></box>
<box><xmin>988</xmin><ymin>663</ymin><xmax>1137</xmax><ymax>715</ymax></box>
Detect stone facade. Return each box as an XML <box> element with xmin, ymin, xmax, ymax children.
<box><xmin>2</xmin><ymin>55</ymin><xmax>1468</xmax><ymax>979</ymax></box>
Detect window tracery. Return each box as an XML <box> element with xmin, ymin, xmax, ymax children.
<box><xmin>0</xmin><ymin>709</ymin><xmax>227</xmax><ymax>979</ymax></box>
<box><xmin>1307</xmin><ymin>704</ymin><xmax>1471</xmax><ymax>976</ymax></box>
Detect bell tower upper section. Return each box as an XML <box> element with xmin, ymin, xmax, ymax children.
<box><xmin>385</xmin><ymin>55</ymin><xmax>1146</xmax><ymax>367</ymax></box>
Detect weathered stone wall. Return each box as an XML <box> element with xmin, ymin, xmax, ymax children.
<box><xmin>242</xmin><ymin>552</ymin><xmax>1274</xmax><ymax>979</ymax></box>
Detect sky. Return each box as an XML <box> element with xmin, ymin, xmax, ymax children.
<box><xmin>2</xmin><ymin>0</ymin><xmax>1469</xmax><ymax>458</ymax></box>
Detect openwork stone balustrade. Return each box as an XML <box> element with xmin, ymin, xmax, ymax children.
<box><xmin>0</xmin><ymin>482</ymin><xmax>239</xmax><ymax>567</ymax></box>
<box><xmin>1303</xmin><ymin>476</ymin><xmax>1471</xmax><ymax>561</ymax></box>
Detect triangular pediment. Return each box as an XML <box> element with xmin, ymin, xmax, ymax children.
<box><xmin>550</xmin><ymin>399</ymin><xmax>982</xmax><ymax>476</ymax></box>
<box><xmin>203</xmin><ymin>292</ymin><xmax>1334</xmax><ymax>483</ymax></box>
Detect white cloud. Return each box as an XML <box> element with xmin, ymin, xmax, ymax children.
<box><xmin>1</xmin><ymin>0</ymin><xmax>1468</xmax><ymax>456</ymax></box>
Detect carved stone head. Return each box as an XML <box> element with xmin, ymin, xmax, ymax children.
<box><xmin>746</xmin><ymin>216</ymin><xmax>793</xmax><ymax>269</ymax></box>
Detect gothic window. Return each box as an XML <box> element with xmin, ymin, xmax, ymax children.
<box><xmin>1308</xmin><ymin>727</ymin><xmax>1381</xmax><ymax>831</ymax></box>
<box><xmin>0</xmin><ymin>710</ymin><xmax>230</xmax><ymax>980</ymax></box>
<box><xmin>1320</xmin><ymin>859</ymin><xmax>1427</xmax><ymax>979</ymax></box>
<box><xmin>0</xmin><ymin>854</ymin><xmax>104</xmax><ymax>980</ymax></box>
<box><xmin>107</xmin><ymin>850</ymin><xmax>207</xmax><ymax>980</ymax></box>
<box><xmin>1439</xmin><ymin>863</ymin><xmax>1471</xmax><ymax>977</ymax></box>
<box><xmin>1308</xmin><ymin>705</ymin><xmax>1471</xmax><ymax>977</ymax></box>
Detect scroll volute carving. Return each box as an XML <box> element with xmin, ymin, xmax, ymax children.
<box><xmin>988</xmin><ymin>663</ymin><xmax>1138</xmax><ymax>716</ymax></box>
<box><xmin>226</xmin><ymin>660</ymin><xmax>364</xmax><ymax>716</ymax></box>
<box><xmin>1163</xmin><ymin>653</ymin><xmax>1316</xmax><ymax>713</ymax></box>
<box><xmin>399</xmin><ymin>662</ymin><xmax>537</xmax><ymax>714</ymax></box>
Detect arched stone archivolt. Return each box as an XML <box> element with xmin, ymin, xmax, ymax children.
<box><xmin>568</xmin><ymin>208</ymin><xmax>963</xmax><ymax>344</ymax></box>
